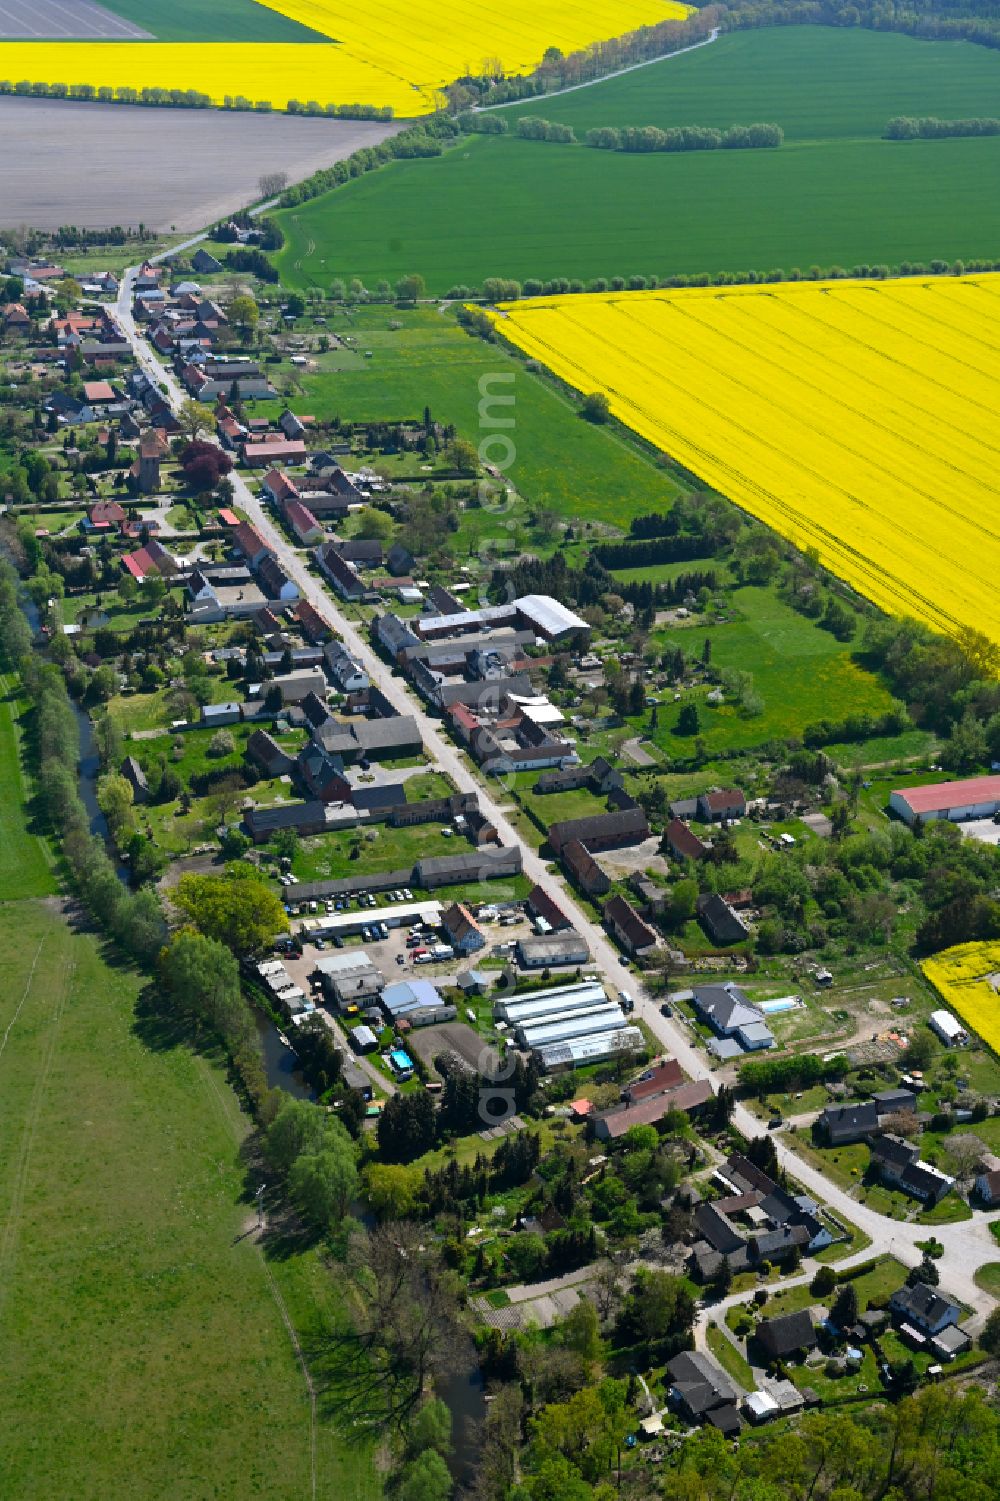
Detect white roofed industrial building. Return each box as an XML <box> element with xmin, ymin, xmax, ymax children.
<box><xmin>890</xmin><ymin>774</ymin><xmax>1000</xmax><ymax>826</ymax></box>
<box><xmin>298</xmin><ymin>901</ymin><xmax>442</xmax><ymax>938</ymax></box>
<box><xmin>929</xmin><ymin>1009</ymin><xmax>969</xmax><ymax>1046</ymax></box>
<box><xmin>517</xmin><ymin>1005</ymin><xmax>628</xmax><ymax>1050</ymax></box>
<box><xmin>538</xmin><ymin>1026</ymin><xmax>643</xmax><ymax>1072</ymax></box>
<box><xmin>494</xmin><ymin>980</ymin><xmax>606</xmax><ymax>1025</ymax></box>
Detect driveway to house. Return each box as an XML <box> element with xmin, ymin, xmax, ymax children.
<box><xmin>110</xmin><ymin>272</ymin><xmax>1000</xmax><ymax>1322</ymax></box>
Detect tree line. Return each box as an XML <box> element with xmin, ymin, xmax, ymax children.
<box><xmin>886</xmin><ymin>114</ymin><xmax>1000</xmax><ymax>139</ymax></box>
<box><xmin>276</xmin><ymin>116</ymin><xmax>457</xmax><ymax>208</ymax></box>
<box><xmin>453</xmin><ymin>7</ymin><xmax>721</xmax><ymax>108</ymax></box>
<box><xmin>509</xmin><ymin>116</ymin><xmax>783</xmax><ymax>152</ymax></box>
<box><xmin>587</xmin><ymin>121</ymin><xmax>783</xmax><ymax>151</ymax></box>
<box><xmin>725</xmin><ymin>0</ymin><xmax>1000</xmax><ymax>56</ymax></box>
<box><xmin>0</xmin><ymin>77</ymin><xmax>394</xmax><ymax>118</ymax></box>
<box><xmin>0</xmin><ymin>79</ymin><xmax>214</xmax><ymax>108</ymax></box>
<box><xmin>0</xmin><ymin>562</ymin><xmax>167</xmax><ymax>966</ymax></box>
<box><xmin>457</xmin><ymin>254</ymin><xmax>1000</xmax><ymax>308</ymax></box>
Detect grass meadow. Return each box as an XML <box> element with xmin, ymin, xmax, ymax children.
<box><xmin>0</xmin><ymin>684</ymin><xmax>55</xmax><ymax>901</ymax></box>
<box><xmin>275</xmin><ymin>28</ymin><xmax>1000</xmax><ymax>294</ymax></box>
<box><xmin>298</xmin><ymin>306</ymin><xmax>683</xmax><ymax>523</ymax></box>
<box><xmin>636</xmin><ymin>587</ymin><xmax>895</xmax><ymax>757</ymax></box>
<box><xmin>0</xmin><ymin>900</ymin><xmax>381</xmax><ymax>1500</ymax></box>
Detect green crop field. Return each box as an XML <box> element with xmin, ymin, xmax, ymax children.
<box><xmin>0</xmin><ymin>899</ymin><xmax>380</xmax><ymax>1500</ymax></box>
<box><xmin>275</xmin><ymin>28</ymin><xmax>1000</xmax><ymax>294</ymax></box>
<box><xmin>499</xmin><ymin>28</ymin><xmax>1000</xmax><ymax>140</ymax></box>
<box><xmin>297</xmin><ymin>306</ymin><xmax>683</xmax><ymax>523</ymax></box>
<box><xmin>0</xmin><ymin>684</ymin><xmax>54</xmax><ymax>901</ymax></box>
<box><xmin>96</xmin><ymin>0</ymin><xmax>325</xmax><ymax>42</ymax></box>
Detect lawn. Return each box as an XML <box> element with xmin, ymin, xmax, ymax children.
<box><xmin>127</xmin><ymin>722</ymin><xmax>305</xmax><ymax>789</ymax></box>
<box><xmin>0</xmin><ymin>900</ymin><xmax>379</xmax><ymax>1500</ymax></box>
<box><xmin>96</xmin><ymin>0</ymin><xmax>326</xmax><ymax>41</ymax></box>
<box><xmin>275</xmin><ymin>28</ymin><xmax>1000</xmax><ymax>294</ymax></box>
<box><xmin>61</xmin><ymin>587</ymin><xmax>186</xmax><ymax>635</ymax></box>
<box><xmin>706</xmin><ymin>1323</ymin><xmax>754</xmax><ymax>1390</ymax></box>
<box><xmin>974</xmin><ymin>1262</ymin><xmax>1000</xmax><ymax>1296</ymax></box>
<box><xmin>290</xmin><ymin>819</ymin><xmax>464</xmax><ymax>882</ymax></box>
<box><xmin>0</xmin><ymin>684</ymin><xmax>55</xmax><ymax>901</ymax></box>
<box><xmin>295</xmin><ymin>306</ymin><xmax>682</xmax><ymax>525</ymax></box>
<box><xmin>513</xmin><ymin>772</ymin><xmax>609</xmax><ymax>831</ymax></box>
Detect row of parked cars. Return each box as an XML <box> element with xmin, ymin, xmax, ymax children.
<box><xmin>285</xmin><ymin>887</ymin><xmax>415</xmax><ymax>918</ymax></box>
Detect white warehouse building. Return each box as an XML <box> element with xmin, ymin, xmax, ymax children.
<box><xmin>538</xmin><ymin>1026</ymin><xmax>643</xmax><ymax>1072</ymax></box>
<box><xmin>929</xmin><ymin>1009</ymin><xmax>969</xmax><ymax>1047</ymax></box>
<box><xmin>517</xmin><ymin>1005</ymin><xmax>628</xmax><ymax>1051</ymax></box>
<box><xmin>495</xmin><ymin>980</ymin><xmax>606</xmax><ymax>1025</ymax></box>
<box><xmin>889</xmin><ymin>774</ymin><xmax>1000</xmax><ymax>827</ymax></box>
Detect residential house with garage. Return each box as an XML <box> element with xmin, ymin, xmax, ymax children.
<box><xmin>870</xmin><ymin>1134</ymin><xmax>954</xmax><ymax>1204</ymax></box>
<box><xmin>666</xmin><ymin>1352</ymin><xmax>741</xmax><ymax>1435</ymax></box>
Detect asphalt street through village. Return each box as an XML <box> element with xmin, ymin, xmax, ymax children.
<box><xmin>111</xmin><ymin>266</ymin><xmax>998</xmax><ymax>1322</ymax></box>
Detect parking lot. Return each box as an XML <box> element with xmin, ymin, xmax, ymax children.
<box><xmin>276</xmin><ymin>892</ymin><xmax>538</xmax><ymax>1006</ymax></box>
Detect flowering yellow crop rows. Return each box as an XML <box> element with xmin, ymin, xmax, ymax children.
<box><xmin>0</xmin><ymin>44</ymin><xmax>413</xmax><ymax>112</ymax></box>
<box><xmin>257</xmin><ymin>0</ymin><xmax>690</xmax><ymax>95</ymax></box>
<box><xmin>0</xmin><ymin>0</ymin><xmax>687</xmax><ymax>115</ymax></box>
<box><xmin>491</xmin><ymin>277</ymin><xmax>1000</xmax><ymax>646</ymax></box>
<box><xmin>922</xmin><ymin>944</ymin><xmax>1000</xmax><ymax>1053</ymax></box>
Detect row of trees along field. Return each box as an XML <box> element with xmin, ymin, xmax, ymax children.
<box><xmin>512</xmin><ymin>116</ymin><xmax>782</xmax><ymax>151</ymax></box>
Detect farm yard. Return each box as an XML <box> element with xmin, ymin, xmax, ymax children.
<box><xmin>0</xmin><ymin>0</ymin><xmax>687</xmax><ymax>114</ymax></box>
<box><xmin>490</xmin><ymin>275</ymin><xmax>1000</xmax><ymax>645</ymax></box>
<box><xmin>275</xmin><ymin>28</ymin><xmax>1000</xmax><ymax>292</ymax></box>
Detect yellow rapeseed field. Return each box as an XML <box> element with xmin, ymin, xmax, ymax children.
<box><xmin>922</xmin><ymin>943</ymin><xmax>1000</xmax><ymax>1053</ymax></box>
<box><xmin>0</xmin><ymin>0</ymin><xmax>688</xmax><ymax>115</ymax></box>
<box><xmin>491</xmin><ymin>277</ymin><xmax>1000</xmax><ymax>646</ymax></box>
<box><xmin>0</xmin><ymin>44</ymin><xmax>413</xmax><ymax>113</ymax></box>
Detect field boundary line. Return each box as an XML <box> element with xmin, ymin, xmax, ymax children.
<box><xmin>481</xmin><ymin>27</ymin><xmax>720</xmax><ymax>111</ymax></box>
